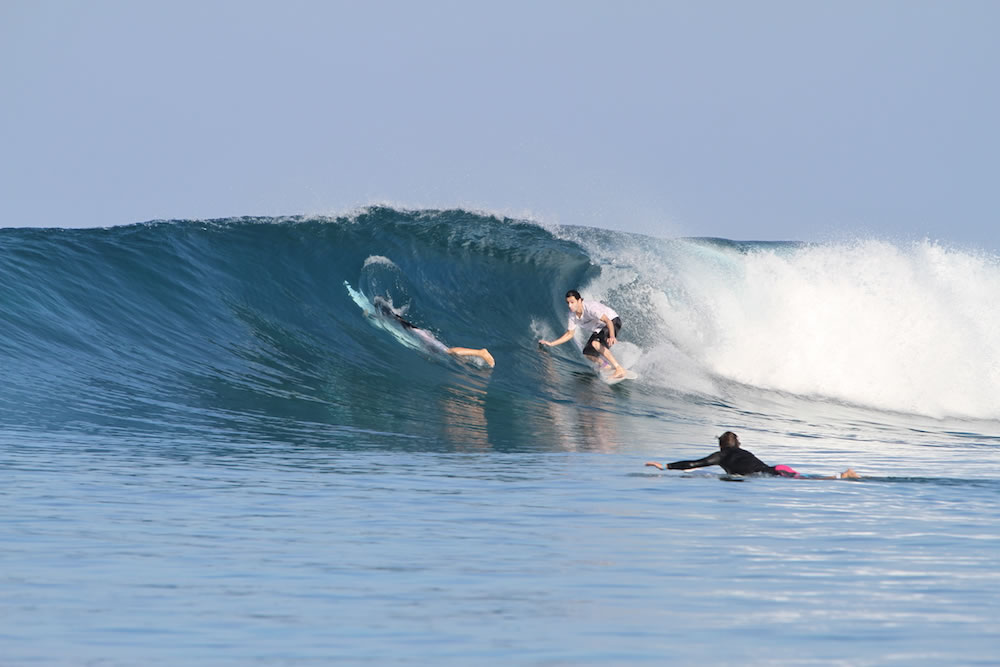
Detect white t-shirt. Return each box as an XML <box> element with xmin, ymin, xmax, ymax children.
<box><xmin>567</xmin><ymin>301</ymin><xmax>619</xmax><ymax>337</ymax></box>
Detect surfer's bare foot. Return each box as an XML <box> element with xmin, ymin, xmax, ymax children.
<box><xmin>613</xmin><ymin>365</ymin><xmax>626</xmax><ymax>379</ymax></box>
<box><xmin>446</xmin><ymin>346</ymin><xmax>495</xmax><ymax>367</ymax></box>
<box><xmin>840</xmin><ymin>468</ymin><xmax>860</xmax><ymax>479</ymax></box>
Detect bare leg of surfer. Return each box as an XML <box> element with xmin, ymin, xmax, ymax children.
<box><xmin>590</xmin><ymin>340</ymin><xmax>625</xmax><ymax>378</ymax></box>
<box><xmin>447</xmin><ymin>347</ymin><xmax>495</xmax><ymax>368</ymax></box>
<box><xmin>810</xmin><ymin>468</ymin><xmax>863</xmax><ymax>480</ymax></box>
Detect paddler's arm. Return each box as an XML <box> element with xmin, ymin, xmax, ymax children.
<box><xmin>539</xmin><ymin>329</ymin><xmax>574</xmax><ymax>347</ymax></box>
<box><xmin>646</xmin><ymin>451</ymin><xmax>721</xmax><ymax>471</ymax></box>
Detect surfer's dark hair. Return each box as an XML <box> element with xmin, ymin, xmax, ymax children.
<box><xmin>718</xmin><ymin>432</ymin><xmax>740</xmax><ymax>449</ymax></box>
<box><xmin>565</xmin><ymin>290</ymin><xmax>582</xmax><ymax>300</ymax></box>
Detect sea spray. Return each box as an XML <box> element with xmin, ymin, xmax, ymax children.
<box><xmin>566</xmin><ymin>229</ymin><xmax>1000</xmax><ymax>419</ymax></box>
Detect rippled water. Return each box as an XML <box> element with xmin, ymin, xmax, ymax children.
<box><xmin>4</xmin><ymin>429</ymin><xmax>998</xmax><ymax>666</ymax></box>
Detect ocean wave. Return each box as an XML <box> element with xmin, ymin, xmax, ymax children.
<box><xmin>2</xmin><ymin>207</ymin><xmax>999</xmax><ymax>436</ymax></box>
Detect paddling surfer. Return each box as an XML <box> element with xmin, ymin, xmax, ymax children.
<box><xmin>539</xmin><ymin>290</ymin><xmax>626</xmax><ymax>379</ymax></box>
<box><xmin>373</xmin><ymin>297</ymin><xmax>495</xmax><ymax>367</ymax></box>
<box><xmin>645</xmin><ymin>431</ymin><xmax>860</xmax><ymax>479</ymax></box>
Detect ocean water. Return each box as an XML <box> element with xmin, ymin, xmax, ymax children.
<box><xmin>2</xmin><ymin>208</ymin><xmax>999</xmax><ymax>665</ymax></box>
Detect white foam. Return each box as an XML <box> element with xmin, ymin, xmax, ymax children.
<box><xmin>573</xmin><ymin>233</ymin><xmax>1000</xmax><ymax>420</ymax></box>
<box><xmin>362</xmin><ymin>254</ymin><xmax>398</xmax><ymax>268</ymax></box>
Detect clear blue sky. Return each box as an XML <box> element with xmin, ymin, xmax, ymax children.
<box><xmin>3</xmin><ymin>1</ymin><xmax>998</xmax><ymax>249</ymax></box>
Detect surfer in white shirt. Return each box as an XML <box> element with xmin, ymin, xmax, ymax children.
<box><xmin>539</xmin><ymin>290</ymin><xmax>626</xmax><ymax>379</ymax></box>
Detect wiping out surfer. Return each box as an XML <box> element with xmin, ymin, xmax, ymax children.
<box><xmin>373</xmin><ymin>297</ymin><xmax>495</xmax><ymax>368</ymax></box>
<box><xmin>645</xmin><ymin>431</ymin><xmax>861</xmax><ymax>479</ymax></box>
<box><xmin>538</xmin><ymin>290</ymin><xmax>627</xmax><ymax>379</ymax></box>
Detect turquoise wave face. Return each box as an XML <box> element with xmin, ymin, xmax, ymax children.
<box><xmin>4</xmin><ymin>206</ymin><xmax>1000</xmax><ymax>449</ymax></box>
<box><xmin>0</xmin><ymin>208</ymin><xmax>600</xmax><ymax>445</ymax></box>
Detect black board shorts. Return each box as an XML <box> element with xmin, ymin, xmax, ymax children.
<box><xmin>582</xmin><ymin>317</ymin><xmax>623</xmax><ymax>358</ymax></box>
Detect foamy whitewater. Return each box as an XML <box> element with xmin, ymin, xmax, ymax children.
<box><xmin>3</xmin><ymin>208</ymin><xmax>999</xmax><ymax>665</ymax></box>
<box><xmin>566</xmin><ymin>232</ymin><xmax>1000</xmax><ymax>419</ymax></box>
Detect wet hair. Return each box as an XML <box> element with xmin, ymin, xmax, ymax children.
<box><xmin>717</xmin><ymin>431</ymin><xmax>740</xmax><ymax>449</ymax></box>
<box><xmin>565</xmin><ymin>290</ymin><xmax>582</xmax><ymax>300</ymax></box>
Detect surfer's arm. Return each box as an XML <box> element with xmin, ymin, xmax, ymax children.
<box><xmin>667</xmin><ymin>452</ymin><xmax>721</xmax><ymax>470</ymax></box>
<box><xmin>600</xmin><ymin>315</ymin><xmax>617</xmax><ymax>345</ymax></box>
<box><xmin>645</xmin><ymin>451</ymin><xmax>721</xmax><ymax>471</ymax></box>
<box><xmin>646</xmin><ymin>452</ymin><xmax>719</xmax><ymax>471</ymax></box>
<box><xmin>539</xmin><ymin>329</ymin><xmax>574</xmax><ymax>347</ymax></box>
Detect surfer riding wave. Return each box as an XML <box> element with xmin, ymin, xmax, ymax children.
<box><xmin>538</xmin><ymin>290</ymin><xmax>627</xmax><ymax>379</ymax></box>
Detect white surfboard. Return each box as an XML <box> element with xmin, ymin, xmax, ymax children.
<box><xmin>344</xmin><ymin>281</ymin><xmax>424</xmax><ymax>352</ymax></box>
<box><xmin>598</xmin><ymin>366</ymin><xmax>638</xmax><ymax>385</ymax></box>
<box><xmin>592</xmin><ymin>340</ymin><xmax>640</xmax><ymax>385</ymax></box>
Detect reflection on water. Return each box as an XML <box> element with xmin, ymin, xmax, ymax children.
<box><xmin>440</xmin><ymin>383</ymin><xmax>490</xmax><ymax>451</ymax></box>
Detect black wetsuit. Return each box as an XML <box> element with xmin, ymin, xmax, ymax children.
<box><xmin>374</xmin><ymin>298</ymin><xmax>416</xmax><ymax>330</ymax></box>
<box><xmin>667</xmin><ymin>447</ymin><xmax>784</xmax><ymax>476</ymax></box>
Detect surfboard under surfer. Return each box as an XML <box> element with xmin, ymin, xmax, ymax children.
<box><xmin>372</xmin><ymin>297</ymin><xmax>495</xmax><ymax>368</ymax></box>
<box><xmin>538</xmin><ymin>290</ymin><xmax>627</xmax><ymax>379</ymax></box>
<box><xmin>645</xmin><ymin>431</ymin><xmax>861</xmax><ymax>479</ymax></box>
